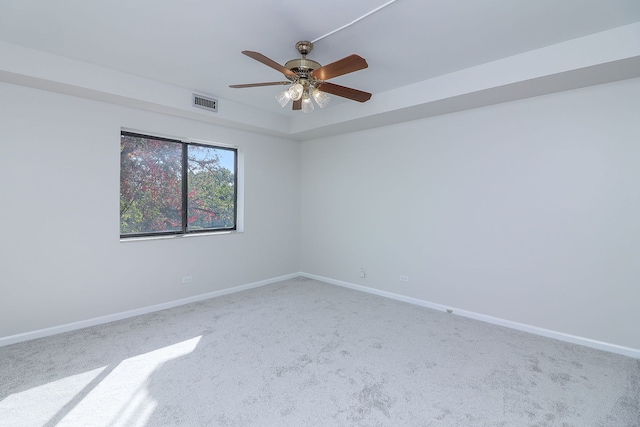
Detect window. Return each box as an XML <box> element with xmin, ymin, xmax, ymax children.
<box><xmin>120</xmin><ymin>131</ymin><xmax>237</xmax><ymax>238</ymax></box>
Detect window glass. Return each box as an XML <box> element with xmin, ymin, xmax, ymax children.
<box><xmin>187</xmin><ymin>144</ymin><xmax>236</xmax><ymax>231</ymax></box>
<box><xmin>120</xmin><ymin>132</ymin><xmax>236</xmax><ymax>238</ymax></box>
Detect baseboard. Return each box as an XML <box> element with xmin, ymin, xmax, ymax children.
<box><xmin>5</xmin><ymin>272</ymin><xmax>639</xmax><ymax>359</ymax></box>
<box><xmin>0</xmin><ymin>273</ymin><xmax>299</xmax><ymax>348</ymax></box>
<box><xmin>300</xmin><ymin>272</ymin><xmax>640</xmax><ymax>359</ymax></box>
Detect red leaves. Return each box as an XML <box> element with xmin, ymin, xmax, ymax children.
<box><xmin>120</xmin><ymin>136</ymin><xmax>182</xmax><ymax>233</ymax></box>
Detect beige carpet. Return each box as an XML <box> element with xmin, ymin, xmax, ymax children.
<box><xmin>1</xmin><ymin>277</ymin><xmax>639</xmax><ymax>426</ymax></box>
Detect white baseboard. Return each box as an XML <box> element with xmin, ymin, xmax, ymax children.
<box><xmin>300</xmin><ymin>272</ymin><xmax>640</xmax><ymax>360</ymax></box>
<box><xmin>0</xmin><ymin>273</ymin><xmax>299</xmax><ymax>348</ymax></box>
<box><xmin>4</xmin><ymin>271</ymin><xmax>639</xmax><ymax>359</ymax></box>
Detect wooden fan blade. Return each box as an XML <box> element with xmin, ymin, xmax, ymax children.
<box><xmin>292</xmin><ymin>99</ymin><xmax>302</xmax><ymax>110</ymax></box>
<box><xmin>317</xmin><ymin>82</ymin><xmax>371</xmax><ymax>103</ymax></box>
<box><xmin>311</xmin><ymin>54</ymin><xmax>368</xmax><ymax>81</ymax></box>
<box><xmin>229</xmin><ymin>81</ymin><xmax>290</xmax><ymax>88</ymax></box>
<box><xmin>242</xmin><ymin>51</ymin><xmax>298</xmax><ymax>79</ymax></box>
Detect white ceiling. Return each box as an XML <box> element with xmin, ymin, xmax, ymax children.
<box><xmin>1</xmin><ymin>0</ymin><xmax>640</xmax><ymax>139</ymax></box>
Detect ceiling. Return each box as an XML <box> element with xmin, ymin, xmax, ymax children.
<box><xmin>2</xmin><ymin>0</ymin><xmax>640</xmax><ymax>139</ymax></box>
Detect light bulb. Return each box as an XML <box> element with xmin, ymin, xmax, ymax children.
<box><xmin>275</xmin><ymin>90</ymin><xmax>291</xmax><ymax>107</ymax></box>
<box><xmin>288</xmin><ymin>83</ymin><xmax>304</xmax><ymax>101</ymax></box>
<box><xmin>312</xmin><ymin>89</ymin><xmax>330</xmax><ymax>108</ymax></box>
<box><xmin>302</xmin><ymin>95</ymin><xmax>314</xmax><ymax>113</ymax></box>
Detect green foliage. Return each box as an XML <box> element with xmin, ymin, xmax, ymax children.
<box><xmin>187</xmin><ymin>145</ymin><xmax>236</xmax><ymax>230</ymax></box>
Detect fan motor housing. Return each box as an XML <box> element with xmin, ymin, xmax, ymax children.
<box><xmin>284</xmin><ymin>58</ymin><xmax>321</xmax><ymax>79</ymax></box>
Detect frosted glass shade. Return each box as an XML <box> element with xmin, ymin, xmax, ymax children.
<box><xmin>302</xmin><ymin>96</ymin><xmax>314</xmax><ymax>113</ymax></box>
<box><xmin>275</xmin><ymin>90</ymin><xmax>291</xmax><ymax>107</ymax></box>
<box><xmin>288</xmin><ymin>83</ymin><xmax>304</xmax><ymax>101</ymax></box>
<box><xmin>312</xmin><ymin>89</ymin><xmax>330</xmax><ymax>108</ymax></box>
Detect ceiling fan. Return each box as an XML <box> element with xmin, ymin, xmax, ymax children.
<box><xmin>229</xmin><ymin>41</ymin><xmax>372</xmax><ymax>112</ymax></box>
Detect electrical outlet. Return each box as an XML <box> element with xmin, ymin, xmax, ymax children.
<box><xmin>181</xmin><ymin>275</ymin><xmax>193</xmax><ymax>284</ymax></box>
<box><xmin>360</xmin><ymin>267</ymin><xmax>366</xmax><ymax>278</ymax></box>
<box><xmin>399</xmin><ymin>275</ymin><xmax>409</xmax><ymax>283</ymax></box>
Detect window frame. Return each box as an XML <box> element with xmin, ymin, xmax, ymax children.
<box><xmin>120</xmin><ymin>131</ymin><xmax>238</xmax><ymax>239</ymax></box>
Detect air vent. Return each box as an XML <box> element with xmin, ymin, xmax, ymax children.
<box><xmin>193</xmin><ymin>94</ymin><xmax>218</xmax><ymax>112</ymax></box>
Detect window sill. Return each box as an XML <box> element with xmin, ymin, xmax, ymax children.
<box><xmin>120</xmin><ymin>230</ymin><xmax>243</xmax><ymax>243</ymax></box>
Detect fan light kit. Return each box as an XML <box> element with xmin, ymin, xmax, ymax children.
<box><xmin>230</xmin><ymin>41</ymin><xmax>371</xmax><ymax>112</ymax></box>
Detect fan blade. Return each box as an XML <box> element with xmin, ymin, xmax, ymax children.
<box><xmin>229</xmin><ymin>81</ymin><xmax>291</xmax><ymax>88</ymax></box>
<box><xmin>242</xmin><ymin>51</ymin><xmax>298</xmax><ymax>79</ymax></box>
<box><xmin>317</xmin><ymin>82</ymin><xmax>371</xmax><ymax>103</ymax></box>
<box><xmin>292</xmin><ymin>99</ymin><xmax>302</xmax><ymax>110</ymax></box>
<box><xmin>311</xmin><ymin>54</ymin><xmax>368</xmax><ymax>81</ymax></box>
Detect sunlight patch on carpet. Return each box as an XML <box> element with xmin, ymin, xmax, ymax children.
<box><xmin>1</xmin><ymin>366</ymin><xmax>108</xmax><ymax>426</ymax></box>
<box><xmin>0</xmin><ymin>335</ymin><xmax>202</xmax><ymax>427</ymax></box>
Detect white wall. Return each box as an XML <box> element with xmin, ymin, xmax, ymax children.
<box><xmin>0</xmin><ymin>82</ymin><xmax>300</xmax><ymax>338</ymax></box>
<box><xmin>300</xmin><ymin>78</ymin><xmax>640</xmax><ymax>350</ymax></box>
<box><xmin>3</xmin><ymin>76</ymin><xmax>639</xmax><ymax>352</ymax></box>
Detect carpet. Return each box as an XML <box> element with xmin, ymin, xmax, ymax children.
<box><xmin>1</xmin><ymin>277</ymin><xmax>639</xmax><ymax>426</ymax></box>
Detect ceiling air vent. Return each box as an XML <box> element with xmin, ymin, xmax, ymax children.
<box><xmin>193</xmin><ymin>94</ymin><xmax>218</xmax><ymax>112</ymax></box>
